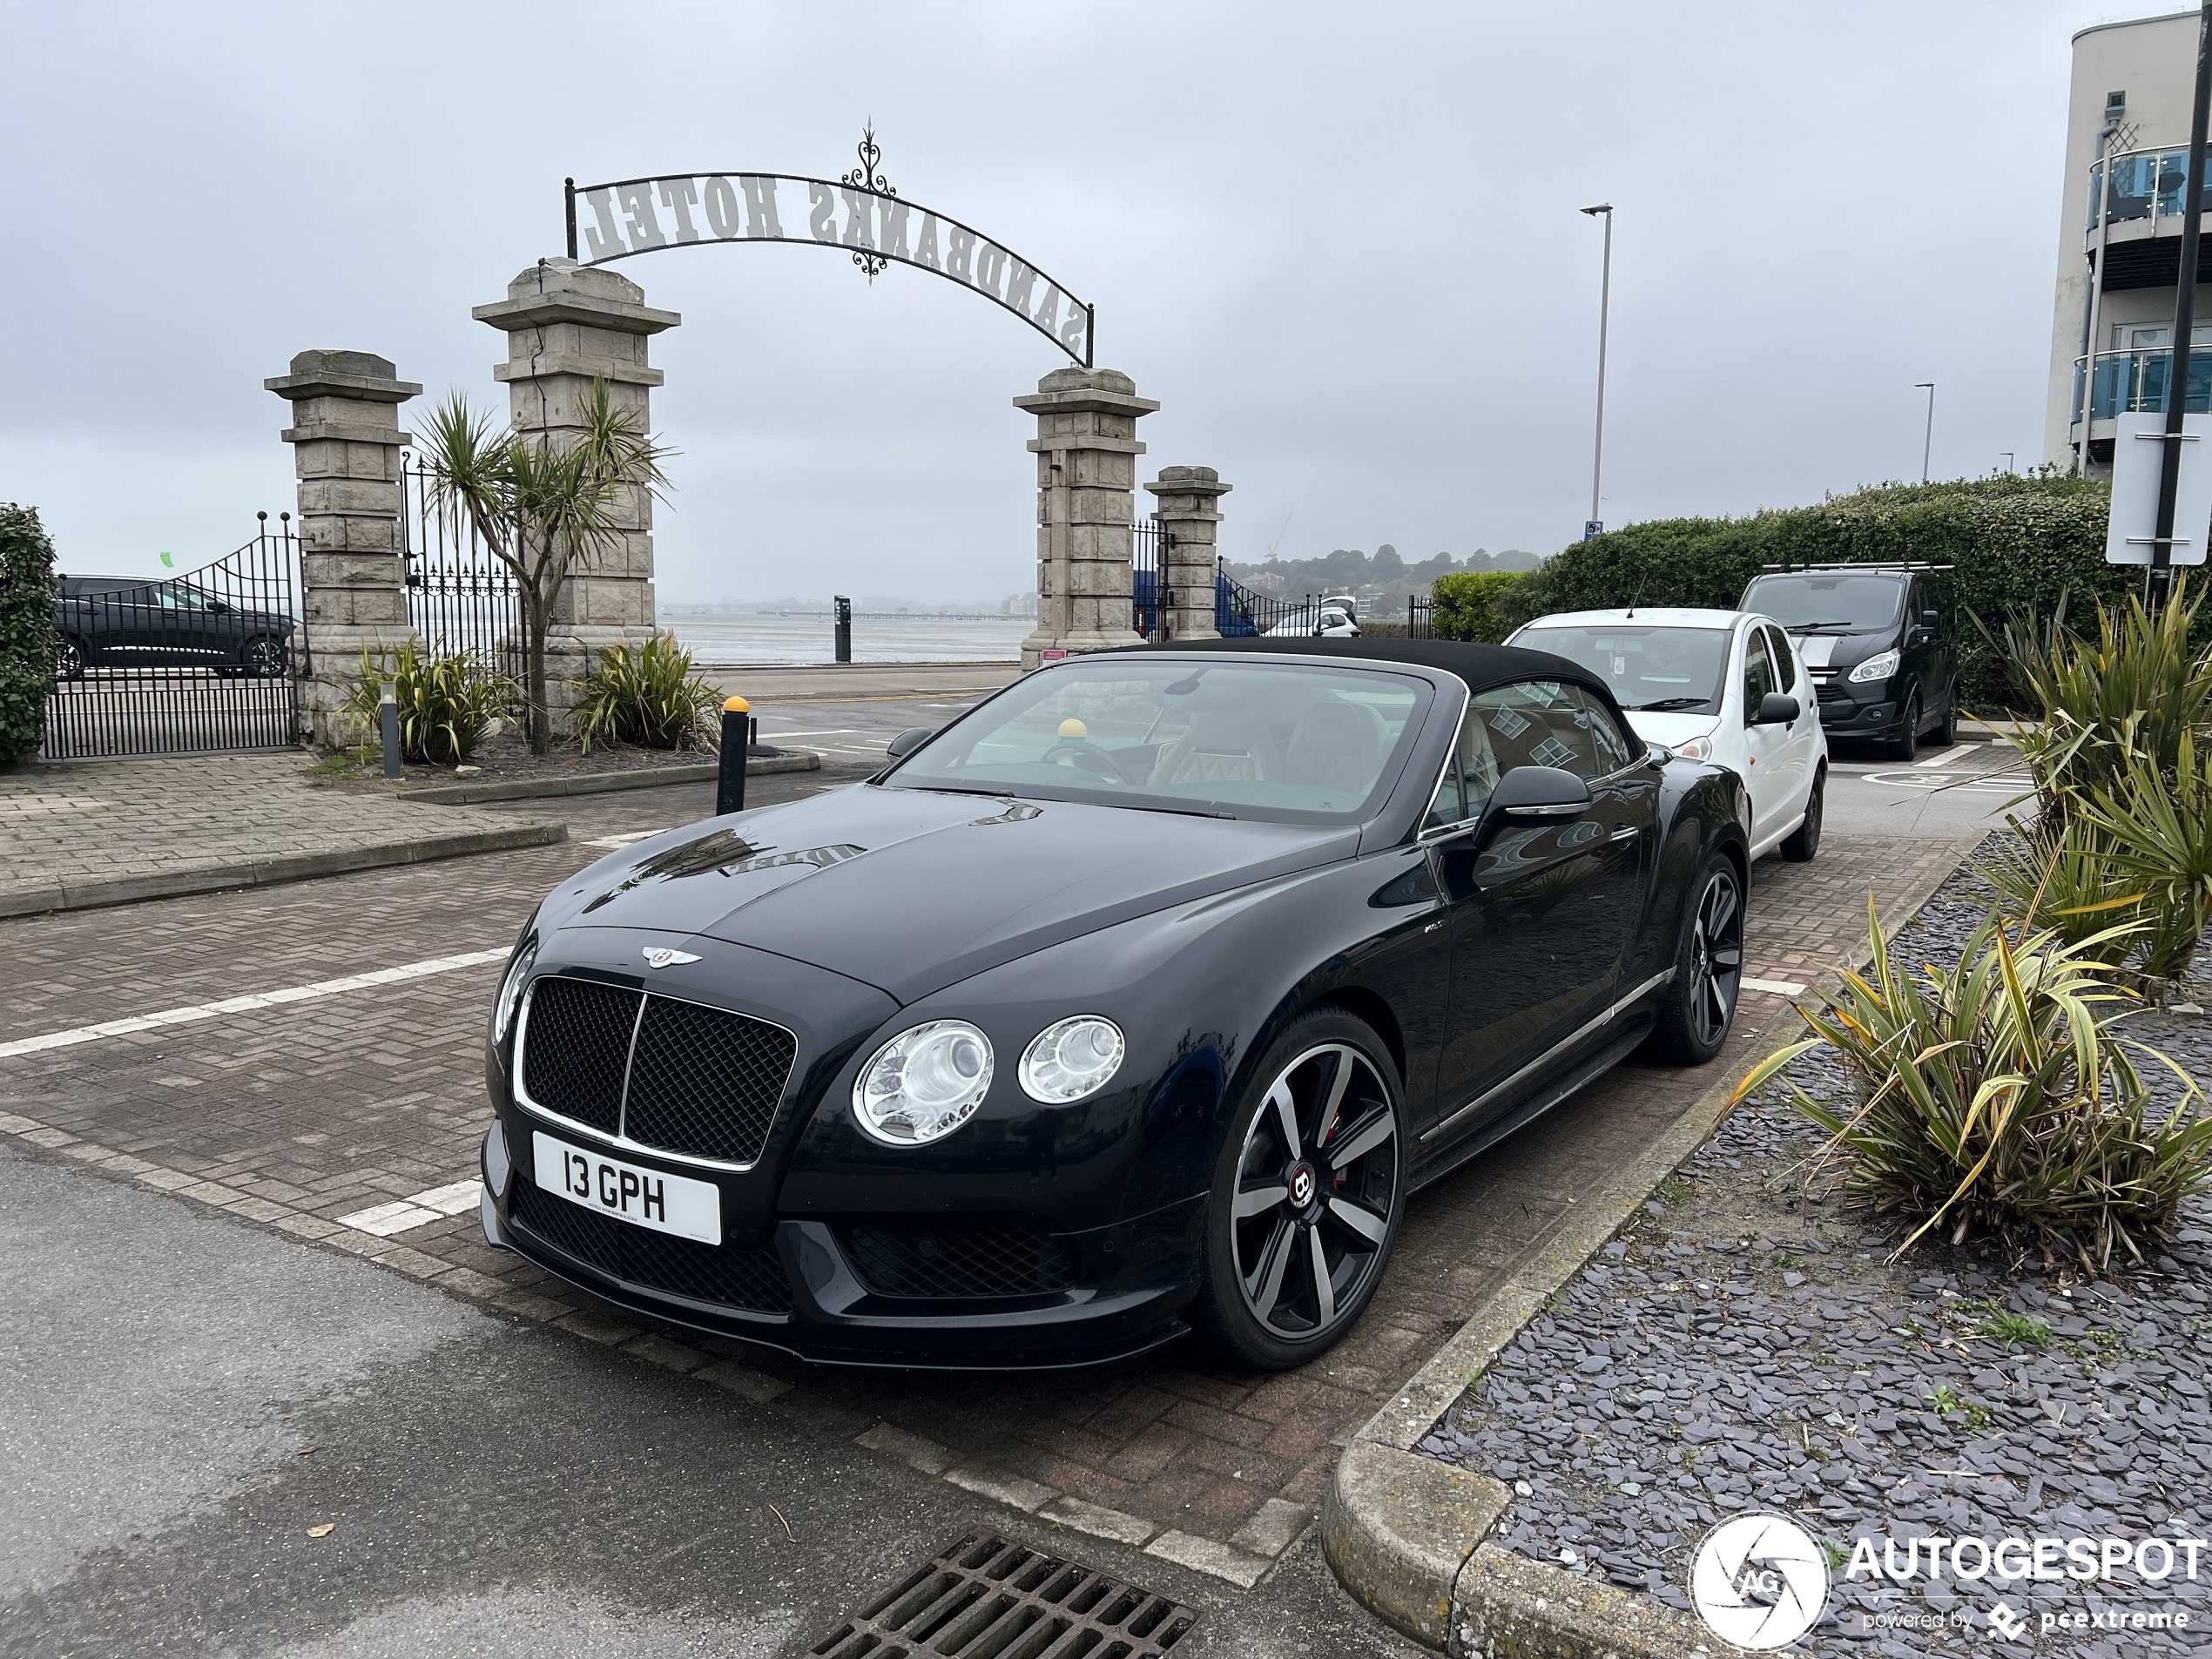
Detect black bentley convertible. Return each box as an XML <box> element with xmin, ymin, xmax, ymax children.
<box><xmin>479</xmin><ymin>639</ymin><xmax>1751</xmax><ymax>1368</ymax></box>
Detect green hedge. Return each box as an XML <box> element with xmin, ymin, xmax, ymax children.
<box><xmin>1502</xmin><ymin>475</ymin><xmax>2126</xmax><ymax>710</ymax></box>
<box><xmin>1430</xmin><ymin>570</ymin><xmax>1529</xmax><ymax>643</ymax></box>
<box><xmin>0</xmin><ymin>504</ymin><xmax>56</xmax><ymax>765</ymax></box>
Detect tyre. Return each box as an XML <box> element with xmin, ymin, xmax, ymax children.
<box><xmin>53</xmin><ymin>634</ymin><xmax>86</xmax><ymax>682</ymax></box>
<box><xmin>241</xmin><ymin>635</ymin><xmax>290</xmax><ymax>678</ymax></box>
<box><xmin>1645</xmin><ymin>851</ymin><xmax>1744</xmax><ymax>1065</ymax></box>
<box><xmin>1928</xmin><ymin>683</ymin><xmax>1958</xmax><ymax>747</ymax></box>
<box><xmin>1878</xmin><ymin>691</ymin><xmax>1919</xmax><ymax>761</ymax></box>
<box><xmin>1780</xmin><ymin>767</ymin><xmax>1823</xmax><ymax>863</ymax></box>
<box><xmin>1192</xmin><ymin>1008</ymin><xmax>1406</xmax><ymax>1370</ymax></box>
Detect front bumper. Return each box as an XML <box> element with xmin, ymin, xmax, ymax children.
<box><xmin>1815</xmin><ymin>682</ymin><xmax>1895</xmax><ymax>732</ymax></box>
<box><xmin>481</xmin><ymin>1118</ymin><xmax>1204</xmax><ymax>1368</ymax></box>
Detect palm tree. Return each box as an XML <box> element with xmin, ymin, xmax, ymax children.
<box><xmin>419</xmin><ymin>379</ymin><xmax>673</xmax><ymax>755</ymax></box>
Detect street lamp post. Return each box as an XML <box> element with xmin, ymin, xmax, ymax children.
<box><xmin>1915</xmin><ymin>382</ymin><xmax>1937</xmax><ymax>483</ymax></box>
<box><xmin>1581</xmin><ymin>203</ymin><xmax>1613</xmax><ymax>538</ymax></box>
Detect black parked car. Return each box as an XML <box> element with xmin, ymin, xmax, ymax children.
<box><xmin>478</xmin><ymin>638</ymin><xmax>1752</xmax><ymax>1369</ymax></box>
<box><xmin>52</xmin><ymin>576</ymin><xmax>295</xmax><ymax>680</ymax></box>
<box><xmin>1738</xmin><ymin>563</ymin><xmax>1957</xmax><ymax>760</ymax></box>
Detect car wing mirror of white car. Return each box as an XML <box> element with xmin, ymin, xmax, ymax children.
<box><xmin>1750</xmin><ymin>692</ymin><xmax>1800</xmax><ymax>726</ymax></box>
<box><xmin>886</xmin><ymin>726</ymin><xmax>934</xmax><ymax>759</ymax></box>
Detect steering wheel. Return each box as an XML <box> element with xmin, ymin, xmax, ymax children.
<box><xmin>1042</xmin><ymin>738</ymin><xmax>1131</xmax><ymax>782</ymax></box>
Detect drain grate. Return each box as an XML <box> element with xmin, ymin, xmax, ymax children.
<box><xmin>810</xmin><ymin>1529</ymin><xmax>1199</xmax><ymax>1659</ymax></box>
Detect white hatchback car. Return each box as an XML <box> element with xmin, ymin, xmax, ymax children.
<box><xmin>1506</xmin><ymin>607</ymin><xmax>1828</xmax><ymax>862</ymax></box>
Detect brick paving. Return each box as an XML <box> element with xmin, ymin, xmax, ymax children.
<box><xmin>0</xmin><ymin>752</ymin><xmax>558</xmax><ymax>914</ymax></box>
<box><xmin>0</xmin><ymin>766</ymin><xmax>1974</xmax><ymax>1580</ymax></box>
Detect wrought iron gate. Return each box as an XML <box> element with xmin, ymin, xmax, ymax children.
<box><xmin>400</xmin><ymin>457</ymin><xmax>524</xmax><ymax>685</ymax></box>
<box><xmin>44</xmin><ymin>515</ymin><xmax>304</xmax><ymax>759</ymax></box>
<box><xmin>1131</xmin><ymin>518</ymin><xmax>1170</xmax><ymax>638</ymax></box>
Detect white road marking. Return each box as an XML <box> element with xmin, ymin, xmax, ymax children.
<box><xmin>1913</xmin><ymin>745</ymin><xmax>1966</xmax><ymax>768</ymax></box>
<box><xmin>583</xmin><ymin>830</ymin><xmax>664</xmax><ymax>848</ymax></box>
<box><xmin>336</xmin><ymin>1177</ymin><xmax>483</xmax><ymax>1238</ymax></box>
<box><xmin>758</xmin><ymin>727</ymin><xmax>867</xmax><ymax>738</ymax></box>
<box><xmin>1863</xmin><ymin>770</ymin><xmax>2032</xmax><ymax>792</ymax></box>
<box><xmin>1742</xmin><ymin>976</ymin><xmax>1809</xmax><ymax>996</ymax></box>
<box><xmin>0</xmin><ymin>949</ymin><xmax>512</xmax><ymax>1060</ymax></box>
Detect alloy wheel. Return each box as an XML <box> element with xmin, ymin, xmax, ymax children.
<box><xmin>54</xmin><ymin>636</ymin><xmax>84</xmax><ymax>681</ymax></box>
<box><xmin>1686</xmin><ymin>867</ymin><xmax>1743</xmax><ymax>1049</ymax></box>
<box><xmin>243</xmin><ymin>637</ymin><xmax>289</xmax><ymax>678</ymax></box>
<box><xmin>1231</xmin><ymin>1042</ymin><xmax>1399</xmax><ymax>1339</ymax></box>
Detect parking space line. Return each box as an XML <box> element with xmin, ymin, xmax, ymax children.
<box><xmin>583</xmin><ymin>831</ymin><xmax>665</xmax><ymax>849</ymax></box>
<box><xmin>336</xmin><ymin>1177</ymin><xmax>482</xmax><ymax>1238</ymax></box>
<box><xmin>1913</xmin><ymin>745</ymin><xmax>1966</xmax><ymax>768</ymax></box>
<box><xmin>0</xmin><ymin>948</ymin><xmax>510</xmax><ymax>1060</ymax></box>
<box><xmin>1741</xmin><ymin>976</ymin><xmax>1808</xmax><ymax>996</ymax></box>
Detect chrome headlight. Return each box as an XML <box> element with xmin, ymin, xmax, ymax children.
<box><xmin>853</xmin><ymin>1021</ymin><xmax>995</xmax><ymax>1146</ymax></box>
<box><xmin>1668</xmin><ymin>735</ymin><xmax>1714</xmax><ymax>763</ymax></box>
<box><xmin>493</xmin><ymin>939</ymin><xmax>536</xmax><ymax>1042</ymax></box>
<box><xmin>1848</xmin><ymin>649</ymin><xmax>1901</xmax><ymax>685</ymax></box>
<box><xmin>1018</xmin><ymin>1015</ymin><xmax>1125</xmax><ymax>1103</ymax></box>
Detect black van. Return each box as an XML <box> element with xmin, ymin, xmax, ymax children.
<box><xmin>1737</xmin><ymin>563</ymin><xmax>1958</xmax><ymax>760</ymax></box>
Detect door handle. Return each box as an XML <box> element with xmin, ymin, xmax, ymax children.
<box><xmin>1608</xmin><ymin>825</ymin><xmax>1639</xmax><ymax>843</ymax></box>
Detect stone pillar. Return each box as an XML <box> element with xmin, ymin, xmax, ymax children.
<box><xmin>1016</xmin><ymin>368</ymin><xmax>1160</xmax><ymax>668</ymax></box>
<box><xmin>1144</xmin><ymin>466</ymin><xmax>1230</xmax><ymax>642</ymax></box>
<box><xmin>471</xmin><ymin>259</ymin><xmax>679</xmax><ymax>737</ymax></box>
<box><xmin>266</xmin><ymin>349</ymin><xmax>421</xmax><ymax>746</ymax></box>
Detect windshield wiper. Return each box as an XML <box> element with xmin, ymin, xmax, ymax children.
<box><xmin>1629</xmin><ymin>697</ymin><xmax>1712</xmax><ymax>711</ymax></box>
<box><xmin>1783</xmin><ymin>620</ymin><xmax>1858</xmax><ymax>633</ymax></box>
<box><xmin>899</xmin><ymin>782</ymin><xmax>1234</xmax><ymax>819</ymax></box>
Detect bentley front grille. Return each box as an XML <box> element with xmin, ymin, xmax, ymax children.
<box><xmin>517</xmin><ymin>974</ymin><xmax>797</xmax><ymax>1164</ymax></box>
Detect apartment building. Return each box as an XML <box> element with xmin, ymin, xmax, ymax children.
<box><xmin>2043</xmin><ymin>9</ymin><xmax>2209</xmax><ymax>472</ymax></box>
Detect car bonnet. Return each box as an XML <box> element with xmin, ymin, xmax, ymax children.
<box><xmin>548</xmin><ymin>783</ymin><xmax>1358</xmax><ymax>1005</ymax></box>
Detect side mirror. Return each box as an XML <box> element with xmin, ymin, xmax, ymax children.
<box><xmin>1920</xmin><ymin>609</ymin><xmax>1940</xmax><ymax>632</ymax></box>
<box><xmin>206</xmin><ymin>599</ymin><xmax>231</xmax><ymax>614</ymax></box>
<box><xmin>886</xmin><ymin>726</ymin><xmax>933</xmax><ymax>759</ymax></box>
<box><xmin>1646</xmin><ymin>740</ymin><xmax>1670</xmax><ymax>768</ymax></box>
<box><xmin>1490</xmin><ymin>765</ymin><xmax>1592</xmax><ymax>820</ymax></box>
<box><xmin>1750</xmin><ymin>692</ymin><xmax>1800</xmax><ymax>725</ymax></box>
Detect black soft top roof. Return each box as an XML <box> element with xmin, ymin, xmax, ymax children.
<box><xmin>1113</xmin><ymin>635</ymin><xmax>1627</xmax><ymax>718</ymax></box>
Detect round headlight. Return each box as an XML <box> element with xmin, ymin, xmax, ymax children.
<box><xmin>493</xmin><ymin>939</ymin><xmax>536</xmax><ymax>1042</ymax></box>
<box><xmin>853</xmin><ymin>1020</ymin><xmax>995</xmax><ymax>1145</ymax></box>
<box><xmin>1018</xmin><ymin>1015</ymin><xmax>1125</xmax><ymax>1103</ymax></box>
<box><xmin>1667</xmin><ymin>735</ymin><xmax>1714</xmax><ymax>764</ymax></box>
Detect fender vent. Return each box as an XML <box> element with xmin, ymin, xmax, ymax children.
<box><xmin>809</xmin><ymin>1531</ymin><xmax>1197</xmax><ymax>1659</ymax></box>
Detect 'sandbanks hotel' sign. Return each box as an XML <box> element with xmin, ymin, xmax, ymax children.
<box><xmin>565</xmin><ymin>170</ymin><xmax>1093</xmax><ymax>364</ymax></box>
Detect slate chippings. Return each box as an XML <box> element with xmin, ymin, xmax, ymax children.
<box><xmin>1420</xmin><ymin>865</ymin><xmax>2212</xmax><ymax>1656</ymax></box>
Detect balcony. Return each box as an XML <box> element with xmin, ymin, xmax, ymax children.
<box><xmin>2071</xmin><ymin>349</ymin><xmax>2212</xmax><ymax>425</ymax></box>
<box><xmin>2087</xmin><ymin>148</ymin><xmax>2209</xmax><ymax>232</ymax></box>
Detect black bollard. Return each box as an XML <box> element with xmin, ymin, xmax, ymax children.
<box><xmin>717</xmin><ymin>696</ymin><xmax>749</xmax><ymax>814</ymax></box>
<box><xmin>380</xmin><ymin>682</ymin><xmax>402</xmax><ymax>780</ymax></box>
<box><xmin>833</xmin><ymin>595</ymin><xmax>853</xmax><ymax>664</ymax></box>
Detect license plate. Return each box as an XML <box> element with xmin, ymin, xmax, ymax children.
<box><xmin>531</xmin><ymin>1130</ymin><xmax>722</xmax><ymax>1245</ymax></box>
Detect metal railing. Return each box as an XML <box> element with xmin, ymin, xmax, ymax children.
<box><xmin>2070</xmin><ymin>349</ymin><xmax>2212</xmax><ymax>422</ymax></box>
<box><xmin>44</xmin><ymin>515</ymin><xmax>303</xmax><ymax>759</ymax></box>
<box><xmin>1408</xmin><ymin>597</ymin><xmax>1433</xmax><ymax>638</ymax></box>
<box><xmin>400</xmin><ymin>457</ymin><xmax>525</xmax><ymax>687</ymax></box>
<box><xmin>2087</xmin><ymin>147</ymin><xmax>2210</xmax><ymax>233</ymax></box>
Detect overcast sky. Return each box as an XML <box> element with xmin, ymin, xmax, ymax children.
<box><xmin>0</xmin><ymin>1</ymin><xmax>2182</xmax><ymax>601</ymax></box>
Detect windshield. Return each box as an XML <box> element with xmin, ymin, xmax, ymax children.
<box><xmin>884</xmin><ymin>658</ymin><xmax>1432</xmax><ymax>824</ymax></box>
<box><xmin>1743</xmin><ymin>573</ymin><xmax>1905</xmax><ymax>631</ymax></box>
<box><xmin>1514</xmin><ymin>625</ymin><xmax>1732</xmax><ymax>715</ymax></box>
